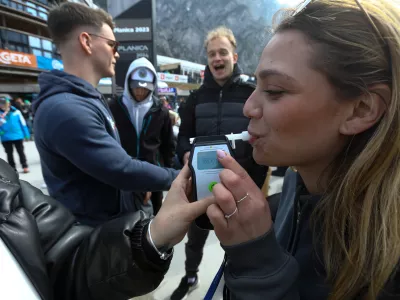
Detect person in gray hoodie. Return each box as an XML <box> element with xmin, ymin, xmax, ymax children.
<box><xmin>109</xmin><ymin>57</ymin><xmax>175</xmax><ymax>215</ymax></box>
<box><xmin>174</xmin><ymin>1</ymin><xmax>400</xmax><ymax>299</ymax></box>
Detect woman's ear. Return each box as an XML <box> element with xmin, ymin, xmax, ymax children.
<box><xmin>339</xmin><ymin>84</ymin><xmax>390</xmax><ymax>136</ymax></box>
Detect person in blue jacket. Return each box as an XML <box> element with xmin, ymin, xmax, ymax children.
<box><xmin>0</xmin><ymin>95</ymin><xmax>30</xmax><ymax>173</ymax></box>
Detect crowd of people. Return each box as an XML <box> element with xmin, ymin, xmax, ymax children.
<box><xmin>1</xmin><ymin>0</ymin><xmax>400</xmax><ymax>300</ymax></box>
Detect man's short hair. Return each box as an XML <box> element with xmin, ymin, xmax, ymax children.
<box><xmin>48</xmin><ymin>2</ymin><xmax>114</xmax><ymax>47</ymax></box>
<box><xmin>204</xmin><ymin>26</ymin><xmax>237</xmax><ymax>50</ymax></box>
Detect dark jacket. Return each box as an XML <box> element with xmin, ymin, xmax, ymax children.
<box><xmin>223</xmin><ymin>169</ymin><xmax>400</xmax><ymax>299</ymax></box>
<box><xmin>33</xmin><ymin>70</ymin><xmax>178</xmax><ymax>226</ymax></box>
<box><xmin>177</xmin><ymin>64</ymin><xmax>267</xmax><ymax>188</ymax></box>
<box><xmin>109</xmin><ymin>96</ymin><xmax>175</xmax><ymax>168</ymax></box>
<box><xmin>0</xmin><ymin>158</ymin><xmax>171</xmax><ymax>300</ymax></box>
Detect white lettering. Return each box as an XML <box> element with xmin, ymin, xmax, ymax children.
<box><xmin>114</xmin><ymin>27</ymin><xmax>150</xmax><ymax>34</ymax></box>
<box><xmin>0</xmin><ymin>52</ymin><xmax>31</xmax><ymax>65</ymax></box>
<box><xmin>135</xmin><ymin>27</ymin><xmax>150</xmax><ymax>33</ymax></box>
<box><xmin>118</xmin><ymin>45</ymin><xmax>149</xmax><ymax>52</ymax></box>
<box><xmin>114</xmin><ymin>27</ymin><xmax>135</xmax><ymax>33</ymax></box>
<box><xmin>136</xmin><ymin>53</ymin><xmax>149</xmax><ymax>58</ymax></box>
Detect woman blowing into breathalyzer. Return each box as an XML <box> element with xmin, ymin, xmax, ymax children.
<box><xmin>165</xmin><ymin>0</ymin><xmax>400</xmax><ymax>299</ymax></box>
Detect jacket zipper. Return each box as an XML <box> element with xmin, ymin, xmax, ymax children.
<box><xmin>289</xmin><ymin>201</ymin><xmax>302</xmax><ymax>254</ymax></box>
<box><xmin>287</xmin><ymin>185</ymin><xmax>307</xmax><ymax>254</ymax></box>
<box><xmin>217</xmin><ymin>90</ymin><xmax>223</xmax><ymax>135</ymax></box>
<box><xmin>117</xmin><ymin>98</ymin><xmax>156</xmax><ymax>159</ymax></box>
<box><xmin>137</xmin><ymin>116</ymin><xmax>146</xmax><ymax>159</ymax></box>
<box><xmin>137</xmin><ymin>114</ymin><xmax>152</xmax><ymax>159</ymax></box>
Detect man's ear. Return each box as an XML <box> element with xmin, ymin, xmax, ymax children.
<box><xmin>339</xmin><ymin>84</ymin><xmax>390</xmax><ymax>136</ymax></box>
<box><xmin>78</xmin><ymin>32</ymin><xmax>92</xmax><ymax>55</ymax></box>
<box><xmin>233</xmin><ymin>52</ymin><xmax>238</xmax><ymax>64</ymax></box>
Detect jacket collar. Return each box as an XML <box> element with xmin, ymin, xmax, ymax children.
<box><xmin>203</xmin><ymin>63</ymin><xmax>243</xmax><ymax>90</ymax></box>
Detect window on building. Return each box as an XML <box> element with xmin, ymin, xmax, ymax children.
<box><xmin>42</xmin><ymin>39</ymin><xmax>52</xmax><ymax>51</ymax></box>
<box><xmin>7</xmin><ymin>31</ymin><xmax>23</xmax><ymax>43</ymax></box>
<box><xmin>32</xmin><ymin>48</ymin><xmax>42</xmax><ymax>56</ymax></box>
<box><xmin>28</xmin><ymin>36</ymin><xmax>41</xmax><ymax>48</ymax></box>
<box><xmin>10</xmin><ymin>1</ymin><xmax>23</xmax><ymax>11</ymax></box>
<box><xmin>16</xmin><ymin>45</ymin><xmax>29</xmax><ymax>53</ymax></box>
<box><xmin>43</xmin><ymin>51</ymin><xmax>52</xmax><ymax>58</ymax></box>
<box><xmin>26</xmin><ymin>2</ymin><xmax>38</xmax><ymax>17</ymax></box>
<box><xmin>0</xmin><ymin>29</ymin><xmax>5</xmax><ymax>47</ymax></box>
<box><xmin>38</xmin><ymin>6</ymin><xmax>48</xmax><ymax>20</ymax></box>
<box><xmin>2</xmin><ymin>29</ymin><xmax>60</xmax><ymax>59</ymax></box>
<box><xmin>5</xmin><ymin>30</ymin><xmax>29</xmax><ymax>53</ymax></box>
<box><xmin>35</xmin><ymin>0</ymin><xmax>49</xmax><ymax>5</ymax></box>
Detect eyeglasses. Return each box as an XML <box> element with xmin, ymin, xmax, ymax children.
<box><xmin>87</xmin><ymin>33</ymin><xmax>120</xmax><ymax>54</ymax></box>
<box><xmin>292</xmin><ymin>0</ymin><xmax>385</xmax><ymax>44</ymax></box>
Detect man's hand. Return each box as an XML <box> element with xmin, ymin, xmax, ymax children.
<box><xmin>183</xmin><ymin>152</ymin><xmax>190</xmax><ymax>165</ymax></box>
<box><xmin>150</xmin><ymin>164</ymin><xmax>215</xmax><ymax>248</ymax></box>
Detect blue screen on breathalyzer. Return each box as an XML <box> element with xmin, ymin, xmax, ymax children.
<box><xmin>197</xmin><ymin>151</ymin><xmax>223</xmax><ymax>170</ymax></box>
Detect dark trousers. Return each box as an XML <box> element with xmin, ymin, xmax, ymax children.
<box><xmin>2</xmin><ymin>140</ymin><xmax>28</xmax><ymax>169</ymax></box>
<box><xmin>185</xmin><ymin>222</ymin><xmax>210</xmax><ymax>277</ymax></box>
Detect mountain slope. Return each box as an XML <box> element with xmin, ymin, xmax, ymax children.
<box><xmin>155</xmin><ymin>0</ymin><xmax>282</xmax><ymax>73</ymax></box>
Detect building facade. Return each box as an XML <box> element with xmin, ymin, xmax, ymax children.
<box><xmin>0</xmin><ymin>0</ymin><xmax>202</xmax><ymax>101</ymax></box>
<box><xmin>0</xmin><ymin>0</ymin><xmax>98</xmax><ymax>99</ymax></box>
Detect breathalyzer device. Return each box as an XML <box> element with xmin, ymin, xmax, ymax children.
<box><xmin>189</xmin><ymin>131</ymin><xmax>250</xmax><ymax>230</ymax></box>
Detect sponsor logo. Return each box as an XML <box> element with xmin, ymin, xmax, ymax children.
<box><xmin>138</xmin><ymin>82</ymin><xmax>148</xmax><ymax>87</ymax></box>
<box><xmin>117</xmin><ymin>45</ymin><xmax>149</xmax><ymax>52</ymax></box>
<box><xmin>51</xmin><ymin>59</ymin><xmax>64</xmax><ymax>70</ymax></box>
<box><xmin>0</xmin><ymin>51</ymin><xmax>31</xmax><ymax>65</ymax></box>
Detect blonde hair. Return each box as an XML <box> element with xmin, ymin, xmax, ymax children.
<box><xmin>204</xmin><ymin>26</ymin><xmax>237</xmax><ymax>50</ymax></box>
<box><xmin>275</xmin><ymin>0</ymin><xmax>400</xmax><ymax>299</ymax></box>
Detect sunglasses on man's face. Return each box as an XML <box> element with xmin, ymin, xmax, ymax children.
<box><xmin>87</xmin><ymin>33</ymin><xmax>120</xmax><ymax>54</ymax></box>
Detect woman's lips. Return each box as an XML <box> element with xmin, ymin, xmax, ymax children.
<box><xmin>248</xmin><ymin>136</ymin><xmax>258</xmax><ymax>145</ymax></box>
<box><xmin>248</xmin><ymin>131</ymin><xmax>260</xmax><ymax>145</ymax></box>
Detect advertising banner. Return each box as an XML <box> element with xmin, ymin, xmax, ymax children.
<box><xmin>0</xmin><ymin>49</ymin><xmax>37</xmax><ymax>68</ymax></box>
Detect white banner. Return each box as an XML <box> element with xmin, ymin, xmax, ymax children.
<box><xmin>157</xmin><ymin>72</ymin><xmax>188</xmax><ymax>83</ymax></box>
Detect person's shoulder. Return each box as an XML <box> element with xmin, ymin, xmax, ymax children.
<box><xmin>108</xmin><ymin>96</ymin><xmax>121</xmax><ymax>114</ymax></box>
<box><xmin>235</xmin><ymin>76</ymin><xmax>256</xmax><ymax>90</ymax></box>
<box><xmin>37</xmin><ymin>92</ymin><xmax>79</xmax><ymax>109</ymax></box>
<box><xmin>189</xmin><ymin>84</ymin><xmax>207</xmax><ymax>96</ymax></box>
<box><xmin>38</xmin><ymin>93</ymin><xmax>104</xmax><ymax>124</ymax></box>
<box><xmin>185</xmin><ymin>86</ymin><xmax>206</xmax><ymax>105</ymax></box>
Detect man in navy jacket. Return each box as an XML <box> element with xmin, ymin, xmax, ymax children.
<box><xmin>33</xmin><ymin>2</ymin><xmax>178</xmax><ymax>226</ymax></box>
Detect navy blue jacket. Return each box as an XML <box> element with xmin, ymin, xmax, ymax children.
<box><xmin>33</xmin><ymin>70</ymin><xmax>178</xmax><ymax>226</ymax></box>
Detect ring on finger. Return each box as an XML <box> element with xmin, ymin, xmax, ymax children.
<box><xmin>224</xmin><ymin>207</ymin><xmax>238</xmax><ymax>219</ymax></box>
<box><xmin>236</xmin><ymin>192</ymin><xmax>249</xmax><ymax>204</ymax></box>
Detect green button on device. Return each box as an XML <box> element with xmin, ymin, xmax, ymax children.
<box><xmin>208</xmin><ymin>181</ymin><xmax>218</xmax><ymax>192</ymax></box>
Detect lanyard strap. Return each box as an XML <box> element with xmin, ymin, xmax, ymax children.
<box><xmin>204</xmin><ymin>254</ymin><xmax>227</xmax><ymax>300</ymax></box>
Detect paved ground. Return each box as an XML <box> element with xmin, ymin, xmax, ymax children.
<box><xmin>0</xmin><ymin>141</ymin><xmax>284</xmax><ymax>300</ymax></box>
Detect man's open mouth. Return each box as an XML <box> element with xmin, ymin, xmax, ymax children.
<box><xmin>214</xmin><ymin>64</ymin><xmax>225</xmax><ymax>71</ymax></box>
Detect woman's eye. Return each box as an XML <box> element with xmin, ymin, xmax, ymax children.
<box><xmin>264</xmin><ymin>90</ymin><xmax>284</xmax><ymax>97</ymax></box>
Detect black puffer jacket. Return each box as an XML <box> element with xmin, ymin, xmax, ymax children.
<box><xmin>109</xmin><ymin>96</ymin><xmax>175</xmax><ymax>168</ymax></box>
<box><xmin>0</xmin><ymin>159</ymin><xmax>171</xmax><ymax>300</ymax></box>
<box><xmin>177</xmin><ymin>64</ymin><xmax>267</xmax><ymax>187</ymax></box>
